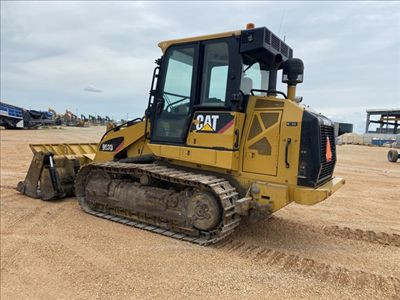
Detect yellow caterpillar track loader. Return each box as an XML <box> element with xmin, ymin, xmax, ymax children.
<box><xmin>17</xmin><ymin>24</ymin><xmax>345</xmax><ymax>245</ymax></box>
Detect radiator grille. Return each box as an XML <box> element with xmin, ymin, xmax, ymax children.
<box><xmin>318</xmin><ymin>125</ymin><xmax>336</xmax><ymax>182</ymax></box>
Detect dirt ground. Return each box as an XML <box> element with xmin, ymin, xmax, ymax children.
<box><xmin>1</xmin><ymin>127</ymin><xmax>399</xmax><ymax>299</ymax></box>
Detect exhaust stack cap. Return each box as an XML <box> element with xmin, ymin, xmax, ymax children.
<box><xmin>282</xmin><ymin>58</ymin><xmax>304</xmax><ymax>85</ymax></box>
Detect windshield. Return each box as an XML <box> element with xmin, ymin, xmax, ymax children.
<box><xmin>240</xmin><ymin>62</ymin><xmax>270</xmax><ymax>96</ymax></box>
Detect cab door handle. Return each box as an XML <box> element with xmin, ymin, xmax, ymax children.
<box><xmin>234</xmin><ymin>129</ymin><xmax>240</xmax><ymax>148</ymax></box>
<box><xmin>285</xmin><ymin>138</ymin><xmax>291</xmax><ymax>168</ymax></box>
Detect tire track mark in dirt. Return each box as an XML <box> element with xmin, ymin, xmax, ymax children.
<box><xmin>1</xmin><ymin>195</ymin><xmax>72</xmax><ymax>235</ymax></box>
<box><xmin>1</xmin><ymin>204</ymin><xmax>69</xmax><ymax>273</ymax></box>
<box><xmin>321</xmin><ymin>225</ymin><xmax>400</xmax><ymax>248</ymax></box>
<box><xmin>0</xmin><ymin>189</ymin><xmax>19</xmax><ymax>200</ymax></box>
<box><xmin>214</xmin><ymin>240</ymin><xmax>400</xmax><ymax>298</ymax></box>
<box><xmin>269</xmin><ymin>216</ymin><xmax>400</xmax><ymax>247</ymax></box>
<box><xmin>1</xmin><ymin>206</ymin><xmax>43</xmax><ymax>231</ymax></box>
<box><xmin>2</xmin><ymin>239</ymin><xmax>118</xmax><ymax>299</ymax></box>
<box><xmin>0</xmin><ymin>184</ymin><xmax>17</xmax><ymax>190</ymax></box>
<box><xmin>0</xmin><ymin>236</ymin><xmax>27</xmax><ymax>273</ymax></box>
<box><xmin>29</xmin><ymin>238</ymin><xmax>141</xmax><ymax>299</ymax></box>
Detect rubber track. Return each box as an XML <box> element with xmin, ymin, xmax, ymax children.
<box><xmin>215</xmin><ymin>240</ymin><xmax>400</xmax><ymax>297</ymax></box>
<box><xmin>75</xmin><ymin>162</ymin><xmax>241</xmax><ymax>246</ymax></box>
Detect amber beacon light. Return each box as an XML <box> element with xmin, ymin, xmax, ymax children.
<box><xmin>246</xmin><ymin>23</ymin><xmax>255</xmax><ymax>29</ymax></box>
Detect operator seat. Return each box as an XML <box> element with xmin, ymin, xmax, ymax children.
<box><xmin>240</xmin><ymin>76</ymin><xmax>253</xmax><ymax>95</ymax></box>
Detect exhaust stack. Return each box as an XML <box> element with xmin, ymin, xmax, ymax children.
<box><xmin>282</xmin><ymin>58</ymin><xmax>304</xmax><ymax>100</ymax></box>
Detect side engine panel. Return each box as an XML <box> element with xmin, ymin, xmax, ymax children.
<box><xmin>94</xmin><ymin>120</ymin><xmax>152</xmax><ymax>162</ymax></box>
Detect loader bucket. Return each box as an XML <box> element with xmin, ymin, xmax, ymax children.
<box><xmin>17</xmin><ymin>143</ymin><xmax>98</xmax><ymax>200</ymax></box>
<box><xmin>29</xmin><ymin>143</ymin><xmax>97</xmax><ymax>155</ymax></box>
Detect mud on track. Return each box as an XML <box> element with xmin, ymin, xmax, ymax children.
<box><xmin>1</xmin><ymin>127</ymin><xmax>400</xmax><ymax>299</ymax></box>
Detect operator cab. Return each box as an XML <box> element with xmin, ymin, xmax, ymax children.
<box><xmin>149</xmin><ymin>25</ymin><xmax>294</xmax><ymax>145</ymax></box>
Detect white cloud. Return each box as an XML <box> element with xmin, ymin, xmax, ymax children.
<box><xmin>83</xmin><ymin>84</ymin><xmax>102</xmax><ymax>93</ymax></box>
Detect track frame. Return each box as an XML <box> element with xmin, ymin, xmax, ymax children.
<box><xmin>75</xmin><ymin>161</ymin><xmax>241</xmax><ymax>245</ymax></box>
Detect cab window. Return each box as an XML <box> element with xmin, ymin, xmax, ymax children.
<box><xmin>152</xmin><ymin>45</ymin><xmax>195</xmax><ymax>142</ymax></box>
<box><xmin>200</xmin><ymin>42</ymin><xmax>229</xmax><ymax>106</ymax></box>
<box><xmin>240</xmin><ymin>62</ymin><xmax>270</xmax><ymax>95</ymax></box>
<box><xmin>163</xmin><ymin>47</ymin><xmax>194</xmax><ymax>114</ymax></box>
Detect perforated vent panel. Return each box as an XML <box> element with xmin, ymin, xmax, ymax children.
<box><xmin>260</xmin><ymin>112</ymin><xmax>279</xmax><ymax>129</ymax></box>
<box><xmin>248</xmin><ymin>117</ymin><xmax>262</xmax><ymax>140</ymax></box>
<box><xmin>255</xmin><ymin>99</ymin><xmax>284</xmax><ymax>108</ymax></box>
<box><xmin>249</xmin><ymin>137</ymin><xmax>271</xmax><ymax>155</ymax></box>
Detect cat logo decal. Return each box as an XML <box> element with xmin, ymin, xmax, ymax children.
<box><xmin>195</xmin><ymin>115</ymin><xmax>219</xmax><ymax>131</ymax></box>
<box><xmin>191</xmin><ymin>112</ymin><xmax>234</xmax><ymax>134</ymax></box>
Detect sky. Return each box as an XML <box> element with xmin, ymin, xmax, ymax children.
<box><xmin>1</xmin><ymin>1</ymin><xmax>400</xmax><ymax>132</ymax></box>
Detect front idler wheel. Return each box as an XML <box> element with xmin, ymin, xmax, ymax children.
<box><xmin>187</xmin><ymin>192</ymin><xmax>222</xmax><ymax>231</ymax></box>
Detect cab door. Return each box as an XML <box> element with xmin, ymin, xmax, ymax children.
<box><xmin>151</xmin><ymin>43</ymin><xmax>198</xmax><ymax>144</ymax></box>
